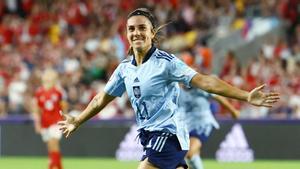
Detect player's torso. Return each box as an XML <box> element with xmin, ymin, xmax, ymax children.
<box><xmin>124</xmin><ymin>58</ymin><xmax>168</xmax><ymax>102</ymax></box>
<box><xmin>121</xmin><ymin>51</ymin><xmax>179</xmax><ymax>130</ymax></box>
<box><xmin>180</xmin><ymin>88</ymin><xmax>211</xmax><ymax>114</ymax></box>
<box><xmin>113</xmin><ymin>48</ymin><xmax>195</xmax><ymax>150</ymax></box>
<box><xmin>36</xmin><ymin>87</ymin><xmax>62</xmax><ymax>114</ymax></box>
<box><xmin>180</xmin><ymin>88</ymin><xmax>219</xmax><ymax>130</ymax></box>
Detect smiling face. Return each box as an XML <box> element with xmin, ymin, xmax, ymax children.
<box><xmin>126</xmin><ymin>15</ymin><xmax>154</xmax><ymax>53</ymax></box>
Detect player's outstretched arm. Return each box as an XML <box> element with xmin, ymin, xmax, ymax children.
<box><xmin>58</xmin><ymin>92</ymin><xmax>116</xmax><ymax>138</ymax></box>
<box><xmin>31</xmin><ymin>98</ymin><xmax>42</xmax><ymax>134</ymax></box>
<box><xmin>213</xmin><ymin>95</ymin><xmax>240</xmax><ymax>119</ymax></box>
<box><xmin>191</xmin><ymin>73</ymin><xmax>280</xmax><ymax>107</ymax></box>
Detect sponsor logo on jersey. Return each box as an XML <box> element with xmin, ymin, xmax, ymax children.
<box><xmin>134</xmin><ymin>77</ymin><xmax>140</xmax><ymax>83</ymax></box>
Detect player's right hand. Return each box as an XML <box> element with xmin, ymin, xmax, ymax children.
<box><xmin>58</xmin><ymin>110</ymin><xmax>79</xmax><ymax>138</ymax></box>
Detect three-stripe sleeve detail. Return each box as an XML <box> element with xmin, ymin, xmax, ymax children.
<box><xmin>155</xmin><ymin>51</ymin><xmax>174</xmax><ymax>62</ymax></box>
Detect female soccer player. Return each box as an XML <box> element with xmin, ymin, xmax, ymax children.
<box><xmin>58</xmin><ymin>8</ymin><xmax>279</xmax><ymax>169</ymax></box>
<box><xmin>180</xmin><ymin>54</ymin><xmax>239</xmax><ymax>169</ymax></box>
<box><xmin>179</xmin><ymin>86</ymin><xmax>239</xmax><ymax>169</ymax></box>
<box><xmin>33</xmin><ymin>69</ymin><xmax>67</xmax><ymax>169</ymax></box>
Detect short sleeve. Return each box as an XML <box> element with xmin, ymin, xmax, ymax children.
<box><xmin>196</xmin><ymin>89</ymin><xmax>213</xmax><ymax>99</ymax></box>
<box><xmin>104</xmin><ymin>65</ymin><xmax>126</xmax><ymax>97</ymax></box>
<box><xmin>168</xmin><ymin>56</ymin><xmax>197</xmax><ymax>87</ymax></box>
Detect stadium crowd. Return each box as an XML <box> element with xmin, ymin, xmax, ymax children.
<box><xmin>0</xmin><ymin>0</ymin><xmax>299</xmax><ymax>119</ymax></box>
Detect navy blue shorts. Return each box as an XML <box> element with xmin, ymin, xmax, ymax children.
<box><xmin>139</xmin><ymin>130</ymin><xmax>188</xmax><ymax>169</ymax></box>
<box><xmin>189</xmin><ymin>125</ymin><xmax>214</xmax><ymax>143</ymax></box>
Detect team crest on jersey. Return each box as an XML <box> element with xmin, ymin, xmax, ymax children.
<box><xmin>133</xmin><ymin>86</ymin><xmax>141</xmax><ymax>98</ymax></box>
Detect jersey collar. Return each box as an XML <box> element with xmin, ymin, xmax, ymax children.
<box><xmin>131</xmin><ymin>45</ymin><xmax>156</xmax><ymax>66</ymax></box>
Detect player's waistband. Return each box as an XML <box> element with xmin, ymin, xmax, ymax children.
<box><xmin>136</xmin><ymin>129</ymin><xmax>174</xmax><ymax>146</ymax></box>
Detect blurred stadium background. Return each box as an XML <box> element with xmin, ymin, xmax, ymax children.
<box><xmin>0</xmin><ymin>0</ymin><xmax>299</xmax><ymax>168</ymax></box>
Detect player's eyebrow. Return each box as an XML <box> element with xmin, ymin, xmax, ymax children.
<box><xmin>128</xmin><ymin>23</ymin><xmax>148</xmax><ymax>27</ymax></box>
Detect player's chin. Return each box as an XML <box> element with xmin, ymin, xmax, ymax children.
<box><xmin>133</xmin><ymin>45</ymin><xmax>144</xmax><ymax>52</ymax></box>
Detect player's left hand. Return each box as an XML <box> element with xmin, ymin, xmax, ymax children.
<box><xmin>57</xmin><ymin>110</ymin><xmax>79</xmax><ymax>138</ymax></box>
<box><xmin>247</xmin><ymin>84</ymin><xmax>280</xmax><ymax>107</ymax></box>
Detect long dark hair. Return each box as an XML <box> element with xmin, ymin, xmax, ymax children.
<box><xmin>127</xmin><ymin>8</ymin><xmax>169</xmax><ymax>55</ymax></box>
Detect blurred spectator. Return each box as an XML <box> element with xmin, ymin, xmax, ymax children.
<box><xmin>289</xmin><ymin>89</ymin><xmax>300</xmax><ymax>119</ymax></box>
<box><xmin>0</xmin><ymin>73</ymin><xmax>8</xmax><ymax>118</ymax></box>
<box><xmin>8</xmin><ymin>72</ymin><xmax>27</xmax><ymax>114</ymax></box>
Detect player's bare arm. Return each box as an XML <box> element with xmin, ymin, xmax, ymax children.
<box><xmin>213</xmin><ymin>95</ymin><xmax>240</xmax><ymax>119</ymax></box>
<box><xmin>31</xmin><ymin>98</ymin><xmax>42</xmax><ymax>134</ymax></box>
<box><xmin>191</xmin><ymin>73</ymin><xmax>280</xmax><ymax>107</ymax></box>
<box><xmin>58</xmin><ymin>92</ymin><xmax>115</xmax><ymax>138</ymax></box>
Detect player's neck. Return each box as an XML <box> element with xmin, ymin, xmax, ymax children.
<box><xmin>43</xmin><ymin>84</ymin><xmax>54</xmax><ymax>90</ymax></box>
<box><xmin>133</xmin><ymin>45</ymin><xmax>151</xmax><ymax>66</ymax></box>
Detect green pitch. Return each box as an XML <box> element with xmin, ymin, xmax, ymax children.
<box><xmin>0</xmin><ymin>157</ymin><xmax>299</xmax><ymax>169</ymax></box>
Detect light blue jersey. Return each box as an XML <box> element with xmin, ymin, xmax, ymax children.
<box><xmin>104</xmin><ymin>46</ymin><xmax>197</xmax><ymax>150</ymax></box>
<box><xmin>179</xmin><ymin>87</ymin><xmax>220</xmax><ymax>134</ymax></box>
